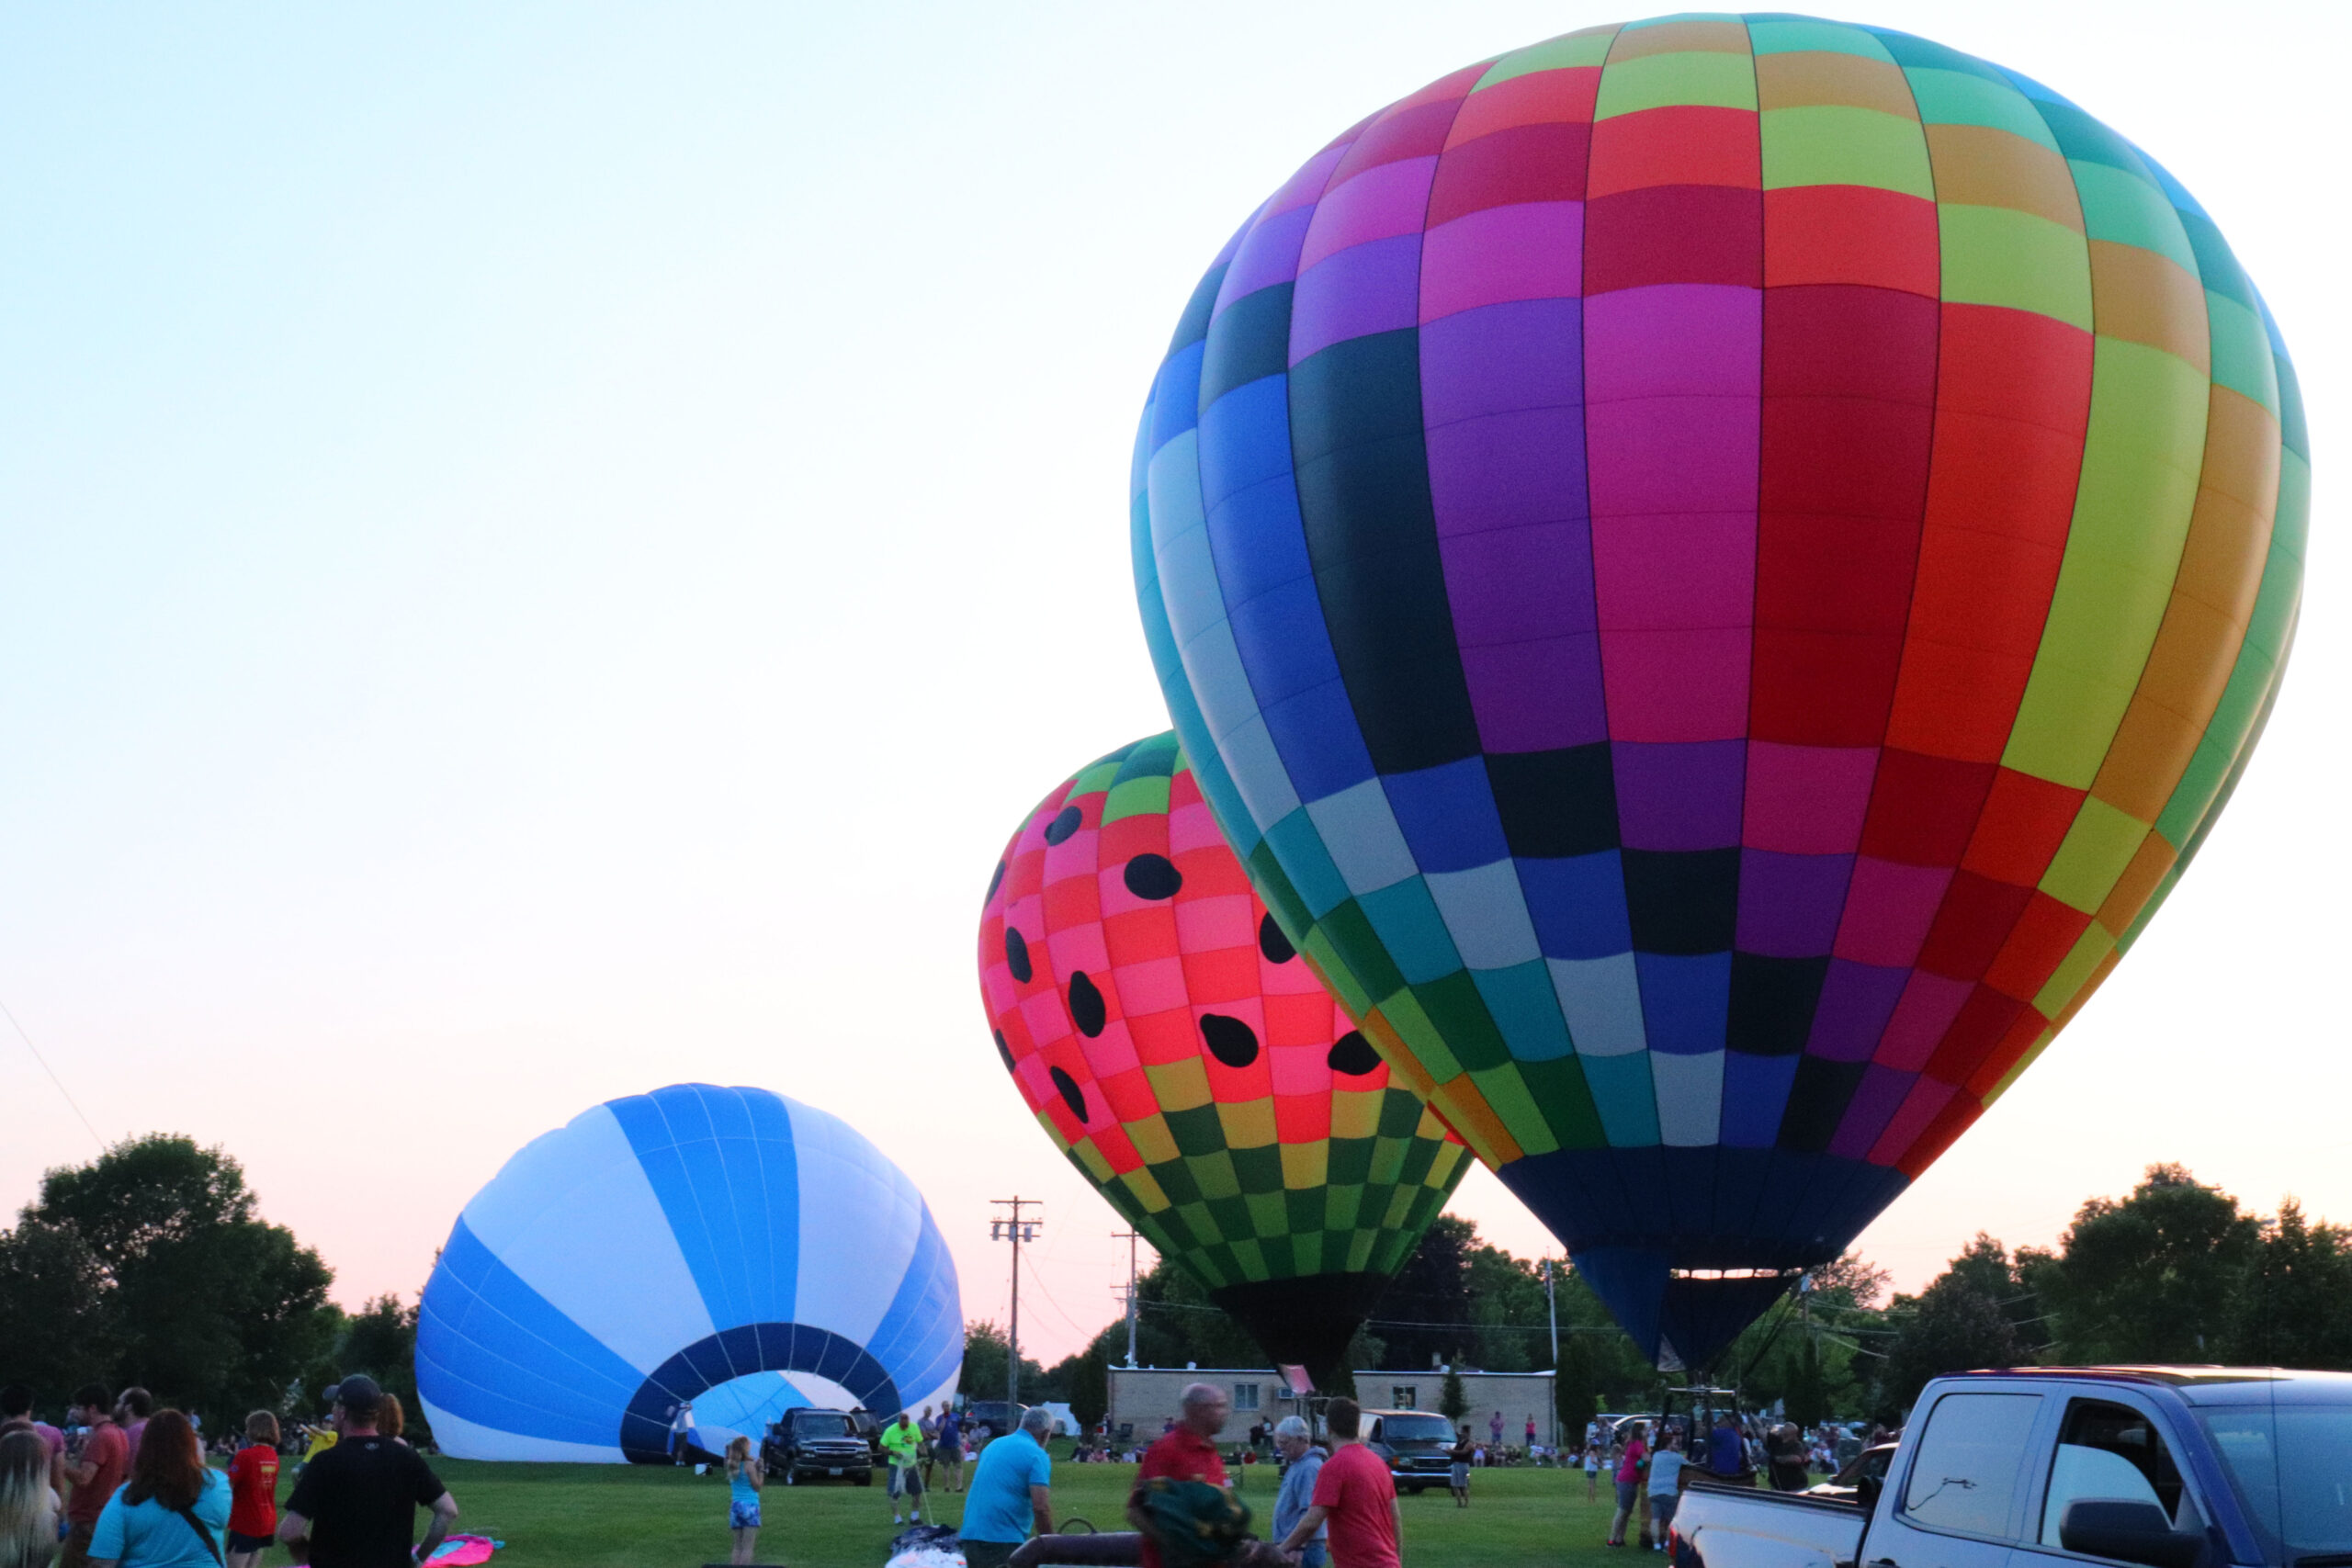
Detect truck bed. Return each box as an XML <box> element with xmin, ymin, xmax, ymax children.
<box><xmin>1676</xmin><ymin>1473</ymin><xmax>1869</xmax><ymax>1568</ymax></box>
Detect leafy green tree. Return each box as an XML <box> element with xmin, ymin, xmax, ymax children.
<box><xmin>1463</xmin><ymin>1242</ymin><xmax>1548</xmax><ymax>1371</ymax></box>
<box><xmin>2037</xmin><ymin>1165</ymin><xmax>2261</xmax><ymax>1362</ymax></box>
<box><xmin>1879</xmin><ymin>1247</ymin><xmax>2029</xmax><ymax>1419</ymax></box>
<box><xmin>1372</xmin><ymin>1216</ymin><xmax>1475</xmax><ymax>1372</ymax></box>
<box><xmin>1810</xmin><ymin>1252</ymin><xmax>1891</xmax><ymax>1313</ymax></box>
<box><xmin>959</xmin><ymin>1321</ymin><xmax>1046</xmax><ymax>1404</ymax></box>
<box><xmin>339</xmin><ymin>1293</ymin><xmax>431</xmax><ymax>1442</ymax></box>
<box><xmin>1781</xmin><ymin>1338</ymin><xmax>1828</xmax><ymax>1427</ymax></box>
<box><xmin>1555</xmin><ymin>1333</ymin><xmax>1599</xmax><ymax>1440</ymax></box>
<box><xmin>2225</xmin><ymin>1199</ymin><xmax>2352</xmax><ymax>1370</ymax></box>
<box><xmin>7</xmin><ymin>1134</ymin><xmax>334</xmax><ymax>1418</ymax></box>
<box><xmin>1057</xmin><ymin>1347</ymin><xmax>1108</xmax><ymax>1427</ymax></box>
<box><xmin>0</xmin><ymin>1218</ymin><xmax>117</xmax><ymax>1405</ymax></box>
<box><xmin>1439</xmin><ymin>1366</ymin><xmax>1468</xmax><ymax>1422</ymax></box>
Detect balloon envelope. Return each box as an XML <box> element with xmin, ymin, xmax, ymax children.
<box><xmin>1130</xmin><ymin>15</ymin><xmax>2304</xmax><ymax>1367</ymax></box>
<box><xmin>418</xmin><ymin>1084</ymin><xmax>961</xmax><ymax>1461</ymax></box>
<box><xmin>979</xmin><ymin>733</ymin><xmax>1471</xmax><ymax>1382</ymax></box>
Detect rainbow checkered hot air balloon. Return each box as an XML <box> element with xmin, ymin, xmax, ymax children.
<box><xmin>1130</xmin><ymin>15</ymin><xmax>2303</xmax><ymax>1369</ymax></box>
<box><xmin>978</xmin><ymin>733</ymin><xmax>1471</xmax><ymax>1383</ymax></box>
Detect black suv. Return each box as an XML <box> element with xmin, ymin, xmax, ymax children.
<box><xmin>961</xmin><ymin>1401</ymin><xmax>1027</xmax><ymax>1441</ymax></box>
<box><xmin>1361</xmin><ymin>1408</ymin><xmax>1458</xmax><ymax>1495</ymax></box>
<box><xmin>762</xmin><ymin>1407</ymin><xmax>874</xmax><ymax>1485</ymax></box>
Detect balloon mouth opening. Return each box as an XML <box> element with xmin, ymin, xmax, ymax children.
<box><xmin>1206</xmin><ymin>1272</ymin><xmax>1396</xmax><ymax>1391</ymax></box>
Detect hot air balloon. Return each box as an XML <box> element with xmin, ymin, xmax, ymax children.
<box><xmin>417</xmin><ymin>1084</ymin><xmax>962</xmax><ymax>1461</ymax></box>
<box><xmin>1130</xmin><ymin>15</ymin><xmax>2303</xmax><ymax>1368</ymax></box>
<box><xmin>979</xmin><ymin>732</ymin><xmax>1472</xmax><ymax>1383</ymax></box>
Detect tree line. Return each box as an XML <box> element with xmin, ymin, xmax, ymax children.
<box><xmin>979</xmin><ymin>1164</ymin><xmax>2352</xmax><ymax>1431</ymax></box>
<box><xmin>0</xmin><ymin>1134</ymin><xmax>428</xmax><ymax>1438</ymax></box>
<box><xmin>8</xmin><ymin>1138</ymin><xmax>2341</xmax><ymax>1439</ymax></box>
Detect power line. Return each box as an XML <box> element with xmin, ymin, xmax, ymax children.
<box><xmin>0</xmin><ymin>995</ymin><xmax>103</xmax><ymax>1149</ymax></box>
<box><xmin>1016</xmin><ymin>1247</ymin><xmax>1094</xmax><ymax>1345</ymax></box>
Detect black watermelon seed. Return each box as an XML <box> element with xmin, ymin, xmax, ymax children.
<box><xmin>1050</xmin><ymin>1066</ymin><xmax>1088</xmax><ymax>1122</ymax></box>
<box><xmin>1069</xmin><ymin>971</ymin><xmax>1107</xmax><ymax>1037</ymax></box>
<box><xmin>1123</xmin><ymin>852</ymin><xmax>1182</xmax><ymax>901</ymax></box>
<box><xmin>1258</xmin><ymin>912</ymin><xmax>1297</xmax><ymax>964</ymax></box>
<box><xmin>1328</xmin><ymin>1031</ymin><xmax>1381</xmax><ymax>1076</ymax></box>
<box><xmin>1198</xmin><ymin>1013</ymin><xmax>1261</xmax><ymax>1069</ymax></box>
<box><xmin>987</xmin><ymin>860</ymin><xmax>1006</xmax><ymax>902</ymax></box>
<box><xmin>1044</xmin><ymin>805</ymin><xmax>1082</xmax><ymax>845</ymax></box>
<box><xmin>1005</xmin><ymin>927</ymin><xmax>1033</xmax><ymax>984</ymax></box>
<box><xmin>994</xmin><ymin>1030</ymin><xmax>1014</xmax><ymax>1073</ymax></box>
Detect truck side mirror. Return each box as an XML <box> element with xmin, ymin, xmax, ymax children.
<box><xmin>2060</xmin><ymin>1499</ymin><xmax>2203</xmax><ymax>1568</ymax></box>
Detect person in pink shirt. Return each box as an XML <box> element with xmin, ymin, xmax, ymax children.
<box><xmin>115</xmin><ymin>1387</ymin><xmax>152</xmax><ymax>1464</ymax></box>
<box><xmin>1607</xmin><ymin>1420</ymin><xmax>1650</xmax><ymax>1547</ymax></box>
<box><xmin>0</xmin><ymin>1384</ymin><xmax>64</xmax><ymax>1499</ymax></box>
<box><xmin>1276</xmin><ymin>1398</ymin><xmax>1400</xmax><ymax>1568</ymax></box>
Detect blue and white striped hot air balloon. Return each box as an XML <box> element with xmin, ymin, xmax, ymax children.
<box><xmin>417</xmin><ymin>1083</ymin><xmax>963</xmax><ymax>1462</ymax></box>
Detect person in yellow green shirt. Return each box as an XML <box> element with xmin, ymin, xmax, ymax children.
<box><xmin>881</xmin><ymin>1413</ymin><xmax>924</xmax><ymax>1527</ymax></box>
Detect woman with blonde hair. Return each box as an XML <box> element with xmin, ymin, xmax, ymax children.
<box><xmin>722</xmin><ymin>1435</ymin><xmax>763</xmax><ymax>1566</ymax></box>
<box><xmin>0</xmin><ymin>1428</ymin><xmax>59</xmax><ymax>1568</ymax></box>
<box><xmin>88</xmin><ymin>1408</ymin><xmax>230</xmax><ymax>1566</ymax></box>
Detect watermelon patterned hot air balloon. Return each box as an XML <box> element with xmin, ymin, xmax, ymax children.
<box><xmin>978</xmin><ymin>733</ymin><xmax>1471</xmax><ymax>1382</ymax></box>
<box><xmin>1131</xmin><ymin>15</ymin><xmax>2304</xmax><ymax>1367</ymax></box>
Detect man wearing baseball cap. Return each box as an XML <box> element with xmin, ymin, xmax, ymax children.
<box><xmin>277</xmin><ymin>1374</ymin><xmax>458</xmax><ymax>1566</ymax></box>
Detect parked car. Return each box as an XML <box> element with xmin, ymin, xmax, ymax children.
<box><xmin>762</xmin><ymin>1407</ymin><xmax>874</xmax><ymax>1485</ymax></box>
<box><xmin>1359</xmin><ymin>1408</ymin><xmax>1459</xmax><ymax>1495</ymax></box>
<box><xmin>1670</xmin><ymin>1366</ymin><xmax>2352</xmax><ymax>1568</ymax></box>
<box><xmin>1803</xmin><ymin>1442</ymin><xmax>1897</xmax><ymax>1503</ymax></box>
<box><xmin>962</xmin><ymin>1401</ymin><xmax>1028</xmax><ymax>1441</ymax></box>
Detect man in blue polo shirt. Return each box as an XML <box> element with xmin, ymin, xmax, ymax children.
<box><xmin>1708</xmin><ymin>1412</ymin><xmax>1746</xmax><ymax>1478</ymax></box>
<box><xmin>958</xmin><ymin>1405</ymin><xmax>1054</xmax><ymax>1568</ymax></box>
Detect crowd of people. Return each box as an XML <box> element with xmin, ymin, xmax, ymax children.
<box><xmin>0</xmin><ymin>1376</ymin><xmax>455</xmax><ymax>1568</ymax></box>
<box><xmin>843</xmin><ymin>1390</ymin><xmax>1874</xmax><ymax>1564</ymax></box>
<box><xmin>3</xmin><ymin>1364</ymin><xmax>1883</xmax><ymax>1568</ymax></box>
<box><xmin>1568</xmin><ymin>1409</ymin><xmax>1893</xmax><ymax>1551</ymax></box>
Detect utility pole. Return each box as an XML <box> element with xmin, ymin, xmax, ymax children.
<box><xmin>1544</xmin><ymin>1257</ymin><xmax>1561</xmax><ymax>1449</ymax></box>
<box><xmin>1544</xmin><ymin>1258</ymin><xmax>1560</xmax><ymax>1368</ymax></box>
<box><xmin>1114</xmin><ymin>1231</ymin><xmax>1143</xmax><ymax>1368</ymax></box>
<box><xmin>991</xmin><ymin>1197</ymin><xmax>1042</xmax><ymax>1410</ymax></box>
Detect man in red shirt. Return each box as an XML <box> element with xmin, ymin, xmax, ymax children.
<box><xmin>1277</xmin><ymin>1397</ymin><xmax>1400</xmax><ymax>1568</ymax></box>
<box><xmin>1126</xmin><ymin>1382</ymin><xmax>1231</xmax><ymax>1568</ymax></box>
<box><xmin>58</xmin><ymin>1382</ymin><xmax>130</xmax><ymax>1568</ymax></box>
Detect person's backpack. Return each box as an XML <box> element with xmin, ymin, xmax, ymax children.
<box><xmin>1134</xmin><ymin>1478</ymin><xmax>1252</xmax><ymax>1566</ymax></box>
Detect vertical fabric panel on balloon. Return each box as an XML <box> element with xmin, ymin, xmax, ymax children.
<box><xmin>1130</xmin><ymin>13</ymin><xmax>2304</xmax><ymax>1366</ymax></box>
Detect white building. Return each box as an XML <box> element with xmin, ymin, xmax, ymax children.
<box><xmin>1359</xmin><ymin>1370</ymin><xmax>1558</xmax><ymax>1447</ymax></box>
<box><xmin>1103</xmin><ymin>1367</ymin><xmax>1297</xmax><ymax>1442</ymax></box>
<box><xmin>1100</xmin><ymin>1366</ymin><xmax>1557</xmax><ymax>1448</ymax></box>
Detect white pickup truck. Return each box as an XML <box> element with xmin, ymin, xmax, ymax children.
<box><xmin>1669</xmin><ymin>1368</ymin><xmax>2352</xmax><ymax>1568</ymax></box>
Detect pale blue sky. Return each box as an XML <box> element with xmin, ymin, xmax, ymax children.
<box><xmin>0</xmin><ymin>1</ymin><xmax>2341</xmax><ymax>1362</ymax></box>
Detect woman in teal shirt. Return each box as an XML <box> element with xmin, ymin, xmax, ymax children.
<box><xmin>89</xmin><ymin>1410</ymin><xmax>229</xmax><ymax>1568</ymax></box>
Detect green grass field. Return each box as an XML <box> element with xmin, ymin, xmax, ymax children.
<box><xmin>237</xmin><ymin>1449</ymin><xmax>1665</xmax><ymax>1567</ymax></box>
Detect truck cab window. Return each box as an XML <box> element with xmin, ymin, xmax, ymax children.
<box><xmin>1904</xmin><ymin>1392</ymin><xmax>2044</xmax><ymax>1539</ymax></box>
<box><xmin>2041</xmin><ymin>1399</ymin><xmax>2193</xmax><ymax>1548</ymax></box>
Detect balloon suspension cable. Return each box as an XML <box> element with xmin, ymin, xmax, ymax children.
<box><xmin>1725</xmin><ymin>1285</ymin><xmax>1803</xmax><ymax>1388</ymax></box>
<box><xmin>0</xmin><ymin>994</ymin><xmax>102</xmax><ymax>1148</ymax></box>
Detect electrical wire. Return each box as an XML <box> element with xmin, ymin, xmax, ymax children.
<box><xmin>1018</xmin><ymin>1247</ymin><xmax>1099</xmax><ymax>1346</ymax></box>
<box><xmin>1</xmin><ymin>995</ymin><xmax>103</xmax><ymax>1148</ymax></box>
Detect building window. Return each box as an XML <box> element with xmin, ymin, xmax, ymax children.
<box><xmin>1234</xmin><ymin>1383</ymin><xmax>1260</xmax><ymax>1412</ymax></box>
<box><xmin>1393</xmin><ymin>1387</ymin><xmax>1417</xmax><ymax>1410</ymax></box>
